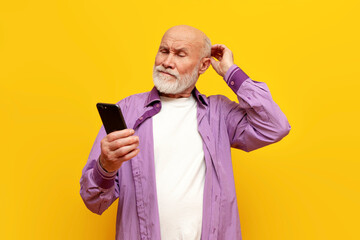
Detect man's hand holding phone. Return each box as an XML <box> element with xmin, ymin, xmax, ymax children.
<box><xmin>99</xmin><ymin>129</ymin><xmax>140</xmax><ymax>173</ymax></box>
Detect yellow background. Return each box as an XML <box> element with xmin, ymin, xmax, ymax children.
<box><xmin>1</xmin><ymin>0</ymin><xmax>359</xmax><ymax>239</ymax></box>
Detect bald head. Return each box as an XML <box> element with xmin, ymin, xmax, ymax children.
<box><xmin>162</xmin><ymin>25</ymin><xmax>211</xmax><ymax>59</ymax></box>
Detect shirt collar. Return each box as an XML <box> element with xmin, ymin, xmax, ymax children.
<box><xmin>145</xmin><ymin>86</ymin><xmax>208</xmax><ymax>107</ymax></box>
<box><xmin>192</xmin><ymin>87</ymin><xmax>208</xmax><ymax>107</ymax></box>
<box><xmin>144</xmin><ymin>87</ymin><xmax>161</xmax><ymax>107</ymax></box>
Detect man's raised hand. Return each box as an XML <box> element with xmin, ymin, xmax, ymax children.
<box><xmin>99</xmin><ymin>129</ymin><xmax>140</xmax><ymax>173</ymax></box>
<box><xmin>210</xmin><ymin>44</ymin><xmax>234</xmax><ymax>77</ymax></box>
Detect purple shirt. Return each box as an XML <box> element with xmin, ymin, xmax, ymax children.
<box><xmin>80</xmin><ymin>65</ymin><xmax>291</xmax><ymax>240</ymax></box>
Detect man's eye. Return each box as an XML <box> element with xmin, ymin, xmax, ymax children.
<box><xmin>178</xmin><ymin>53</ymin><xmax>186</xmax><ymax>57</ymax></box>
<box><xmin>160</xmin><ymin>50</ymin><xmax>168</xmax><ymax>54</ymax></box>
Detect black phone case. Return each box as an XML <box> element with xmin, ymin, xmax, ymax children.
<box><xmin>96</xmin><ymin>103</ymin><xmax>127</xmax><ymax>134</ymax></box>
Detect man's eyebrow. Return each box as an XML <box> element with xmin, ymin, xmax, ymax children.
<box><xmin>159</xmin><ymin>45</ymin><xmax>189</xmax><ymax>53</ymax></box>
<box><xmin>175</xmin><ymin>48</ymin><xmax>189</xmax><ymax>53</ymax></box>
<box><xmin>159</xmin><ymin>45</ymin><xmax>173</xmax><ymax>51</ymax></box>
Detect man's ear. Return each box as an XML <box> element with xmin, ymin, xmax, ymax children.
<box><xmin>198</xmin><ymin>57</ymin><xmax>211</xmax><ymax>74</ymax></box>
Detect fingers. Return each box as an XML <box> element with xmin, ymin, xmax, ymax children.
<box><xmin>120</xmin><ymin>148</ymin><xmax>140</xmax><ymax>162</ymax></box>
<box><xmin>210</xmin><ymin>44</ymin><xmax>234</xmax><ymax>77</ymax></box>
<box><xmin>210</xmin><ymin>58</ymin><xmax>220</xmax><ymax>70</ymax></box>
<box><xmin>102</xmin><ymin>129</ymin><xmax>140</xmax><ymax>156</ymax></box>
<box><xmin>211</xmin><ymin>44</ymin><xmax>228</xmax><ymax>60</ymax></box>
<box><xmin>211</xmin><ymin>49</ymin><xmax>223</xmax><ymax>61</ymax></box>
<box><xmin>211</xmin><ymin>44</ymin><xmax>233</xmax><ymax>60</ymax></box>
<box><xmin>112</xmin><ymin>141</ymin><xmax>139</xmax><ymax>158</ymax></box>
<box><xmin>99</xmin><ymin>129</ymin><xmax>140</xmax><ymax>172</ymax></box>
<box><xmin>100</xmin><ymin>147</ymin><xmax>140</xmax><ymax>172</ymax></box>
<box><xmin>108</xmin><ymin>135</ymin><xmax>139</xmax><ymax>151</ymax></box>
<box><xmin>100</xmin><ymin>128</ymin><xmax>139</xmax><ymax>158</ymax></box>
<box><xmin>211</xmin><ymin>44</ymin><xmax>227</xmax><ymax>52</ymax></box>
<box><xmin>107</xmin><ymin>129</ymin><xmax>135</xmax><ymax>142</ymax></box>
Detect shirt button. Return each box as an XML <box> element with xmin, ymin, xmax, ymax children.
<box><xmin>139</xmin><ymin>116</ymin><xmax>143</xmax><ymax>120</ymax></box>
<box><xmin>230</xmin><ymin>81</ymin><xmax>235</xmax><ymax>86</ymax></box>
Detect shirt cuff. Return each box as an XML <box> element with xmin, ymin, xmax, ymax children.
<box><xmin>224</xmin><ymin>64</ymin><xmax>250</xmax><ymax>93</ymax></box>
<box><xmin>92</xmin><ymin>156</ymin><xmax>117</xmax><ymax>189</ymax></box>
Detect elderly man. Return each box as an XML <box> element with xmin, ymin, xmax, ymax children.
<box><xmin>80</xmin><ymin>25</ymin><xmax>291</xmax><ymax>240</ymax></box>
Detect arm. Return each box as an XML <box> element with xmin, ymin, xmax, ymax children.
<box><xmin>211</xmin><ymin>45</ymin><xmax>291</xmax><ymax>152</ymax></box>
<box><xmin>79</xmin><ymin>126</ymin><xmax>118</xmax><ymax>215</ymax></box>
<box><xmin>80</xmin><ymin>126</ymin><xmax>140</xmax><ymax>214</ymax></box>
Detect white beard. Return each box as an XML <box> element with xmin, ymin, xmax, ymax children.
<box><xmin>152</xmin><ymin>64</ymin><xmax>199</xmax><ymax>95</ymax></box>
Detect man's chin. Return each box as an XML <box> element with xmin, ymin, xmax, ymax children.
<box><xmin>155</xmin><ymin>83</ymin><xmax>196</xmax><ymax>95</ymax></box>
<box><xmin>153</xmin><ymin>71</ymin><xmax>198</xmax><ymax>95</ymax></box>
<box><xmin>155</xmin><ymin>86</ymin><xmax>181</xmax><ymax>95</ymax></box>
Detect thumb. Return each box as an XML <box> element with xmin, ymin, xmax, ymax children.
<box><xmin>210</xmin><ymin>58</ymin><xmax>222</xmax><ymax>75</ymax></box>
<box><xmin>210</xmin><ymin>58</ymin><xmax>218</xmax><ymax>69</ymax></box>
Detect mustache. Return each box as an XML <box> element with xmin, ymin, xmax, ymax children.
<box><xmin>154</xmin><ymin>65</ymin><xmax>179</xmax><ymax>78</ymax></box>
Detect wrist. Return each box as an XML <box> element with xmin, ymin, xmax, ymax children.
<box><xmin>224</xmin><ymin>64</ymin><xmax>238</xmax><ymax>82</ymax></box>
<box><xmin>93</xmin><ymin>156</ymin><xmax>117</xmax><ymax>189</ymax></box>
<box><xmin>98</xmin><ymin>155</ymin><xmax>120</xmax><ymax>174</ymax></box>
<box><xmin>99</xmin><ymin>156</ymin><xmax>109</xmax><ymax>173</ymax></box>
<box><xmin>223</xmin><ymin>62</ymin><xmax>234</xmax><ymax>75</ymax></box>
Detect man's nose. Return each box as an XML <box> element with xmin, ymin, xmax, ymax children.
<box><xmin>162</xmin><ymin>54</ymin><xmax>175</xmax><ymax>69</ymax></box>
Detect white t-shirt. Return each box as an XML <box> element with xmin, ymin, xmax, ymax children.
<box><xmin>152</xmin><ymin>95</ymin><xmax>205</xmax><ymax>240</ymax></box>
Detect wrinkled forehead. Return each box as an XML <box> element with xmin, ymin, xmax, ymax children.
<box><xmin>159</xmin><ymin>30</ymin><xmax>204</xmax><ymax>54</ymax></box>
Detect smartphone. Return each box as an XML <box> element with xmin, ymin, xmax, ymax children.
<box><xmin>96</xmin><ymin>103</ymin><xmax>127</xmax><ymax>134</ymax></box>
